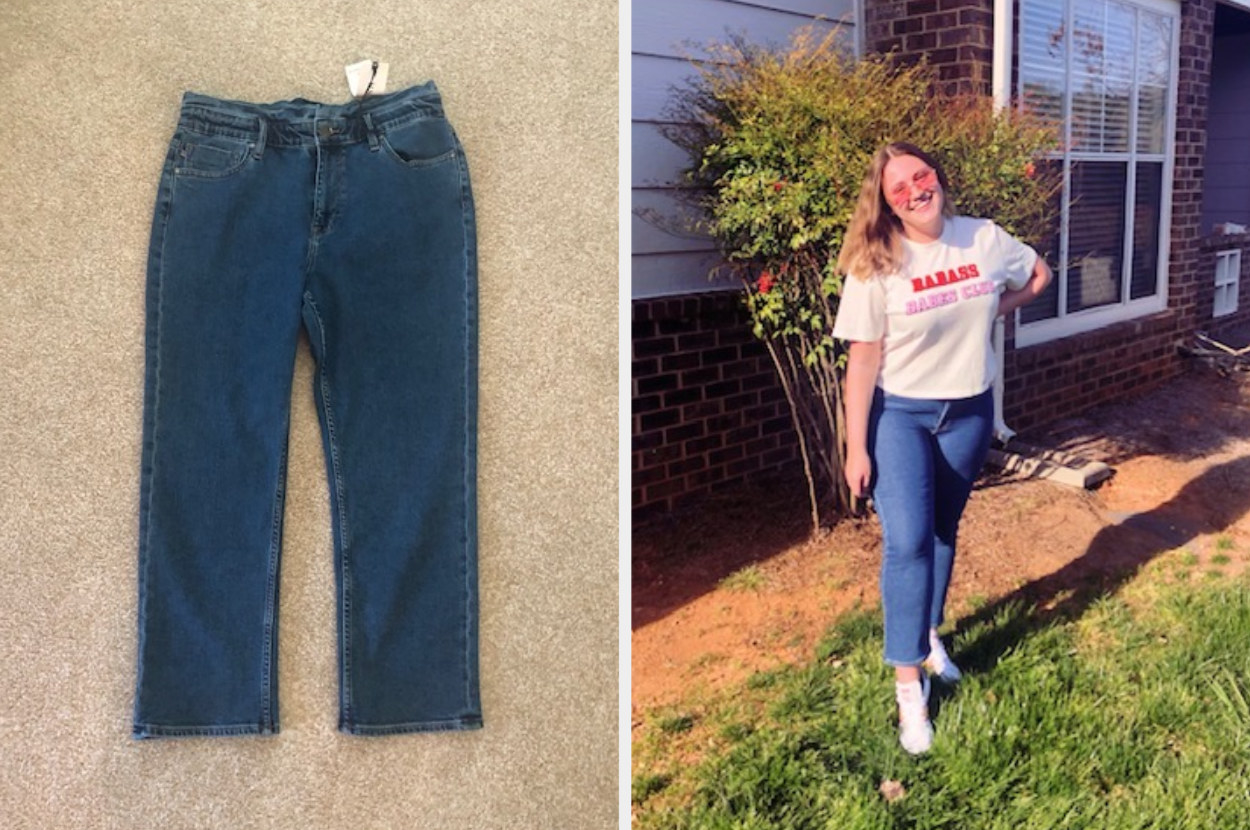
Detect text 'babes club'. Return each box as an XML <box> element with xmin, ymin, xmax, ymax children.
<box><xmin>905</xmin><ymin>263</ymin><xmax>993</xmax><ymax>316</ymax></box>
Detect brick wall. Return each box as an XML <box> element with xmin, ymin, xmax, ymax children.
<box><xmin>1168</xmin><ymin>0</ymin><xmax>1216</xmax><ymax>331</ymax></box>
<box><xmin>1001</xmin><ymin>312</ymin><xmax>1180</xmax><ymax>431</ymax></box>
<box><xmin>632</xmin><ymin>293</ymin><xmax>799</xmax><ymax>519</ymax></box>
<box><xmin>863</xmin><ymin>0</ymin><xmax>995</xmax><ymax>95</ymax></box>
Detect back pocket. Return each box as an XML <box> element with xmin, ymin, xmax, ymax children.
<box><xmin>379</xmin><ymin>117</ymin><xmax>457</xmax><ymax>168</ymax></box>
<box><xmin>174</xmin><ymin>131</ymin><xmax>254</xmax><ymax>179</ymax></box>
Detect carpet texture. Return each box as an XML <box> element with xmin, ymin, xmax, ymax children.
<box><xmin>0</xmin><ymin>1</ymin><xmax>618</xmax><ymax>827</ymax></box>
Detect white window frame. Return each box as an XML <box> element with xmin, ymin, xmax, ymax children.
<box><xmin>1214</xmin><ymin>249</ymin><xmax>1242</xmax><ymax>318</ymax></box>
<box><xmin>1015</xmin><ymin>0</ymin><xmax>1181</xmax><ymax>348</ymax></box>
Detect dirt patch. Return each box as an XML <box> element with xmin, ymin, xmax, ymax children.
<box><xmin>632</xmin><ymin>363</ymin><xmax>1250</xmax><ymax>727</ymax></box>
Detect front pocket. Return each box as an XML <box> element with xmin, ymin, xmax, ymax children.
<box><xmin>173</xmin><ymin>132</ymin><xmax>254</xmax><ymax>179</ymax></box>
<box><xmin>379</xmin><ymin>117</ymin><xmax>457</xmax><ymax>168</ymax></box>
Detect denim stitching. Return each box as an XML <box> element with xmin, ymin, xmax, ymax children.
<box><xmin>456</xmin><ymin>144</ymin><xmax>475</xmax><ymax>715</ymax></box>
<box><xmin>173</xmin><ymin>147</ymin><xmax>254</xmax><ymax>180</ymax></box>
<box><xmin>259</xmin><ymin>436</ymin><xmax>289</xmax><ymax>733</ymax></box>
<box><xmin>181</xmin><ymin>108</ymin><xmax>261</xmax><ymax>137</ymax></box>
<box><xmin>178</xmin><ymin>120</ymin><xmax>258</xmax><ymax>142</ymax></box>
<box><xmin>181</xmin><ymin>106</ymin><xmax>441</xmax><ymax>149</ymax></box>
<box><xmin>377</xmin><ymin>138</ymin><xmax>457</xmax><ymax>170</ymax></box>
<box><xmin>133</xmin><ymin>158</ymin><xmax>177</xmax><ymax>726</ymax></box>
<box><xmin>302</xmin><ymin>292</ymin><xmax>354</xmax><ymax>725</ymax></box>
<box><xmin>344</xmin><ymin>716</ymin><xmax>483</xmax><ymax>736</ymax></box>
<box><xmin>134</xmin><ymin>723</ymin><xmax>276</xmax><ymax>739</ymax></box>
<box><xmin>376</xmin><ymin>107</ymin><xmax>445</xmax><ymax>131</ymax></box>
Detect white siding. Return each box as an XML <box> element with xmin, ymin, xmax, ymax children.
<box><xmin>631</xmin><ymin>0</ymin><xmax>857</xmax><ymax>298</ymax></box>
<box><xmin>633</xmin><ymin>0</ymin><xmax>851</xmax><ymax>58</ymax></box>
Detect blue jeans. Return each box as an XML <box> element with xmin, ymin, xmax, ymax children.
<box><xmin>868</xmin><ymin>387</ymin><xmax>993</xmax><ymax>667</ymax></box>
<box><xmin>134</xmin><ymin>84</ymin><xmax>480</xmax><ymax>737</ymax></box>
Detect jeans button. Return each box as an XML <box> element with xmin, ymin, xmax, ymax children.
<box><xmin>317</xmin><ymin>122</ymin><xmax>334</xmax><ymax>138</ymax></box>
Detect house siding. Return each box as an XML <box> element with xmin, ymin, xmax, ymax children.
<box><xmin>631</xmin><ymin>0</ymin><xmax>856</xmax><ymax>517</ymax></box>
<box><xmin>1200</xmin><ymin>31</ymin><xmax>1250</xmax><ymax>234</ymax></box>
<box><xmin>632</xmin><ymin>1</ymin><xmax>854</xmax><ymax>298</ymax></box>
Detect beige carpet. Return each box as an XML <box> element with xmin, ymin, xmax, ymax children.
<box><xmin>0</xmin><ymin>1</ymin><xmax>618</xmax><ymax>828</ymax></box>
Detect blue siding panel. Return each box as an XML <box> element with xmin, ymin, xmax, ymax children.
<box><xmin>632</xmin><ymin>53</ymin><xmax>701</xmax><ymax>122</ymax></box>
<box><xmin>631</xmin><ymin>0</ymin><xmax>858</xmax><ymax>298</ymax></box>
<box><xmin>633</xmin><ymin>0</ymin><xmax>850</xmax><ymax>59</ymax></box>
<box><xmin>633</xmin><ymin>189</ymin><xmax>717</xmax><ymax>256</ymax></box>
<box><xmin>1201</xmin><ymin>32</ymin><xmax>1250</xmax><ymax>233</ymax></box>
<box><xmin>632</xmin><ymin>251</ymin><xmax>737</xmax><ymax>299</ymax></box>
<box><xmin>632</xmin><ymin>122</ymin><xmax>690</xmax><ymax>189</ymax></box>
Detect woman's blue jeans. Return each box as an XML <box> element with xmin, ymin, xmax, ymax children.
<box><xmin>868</xmin><ymin>388</ymin><xmax>993</xmax><ymax>667</ymax></box>
<box><xmin>133</xmin><ymin>84</ymin><xmax>480</xmax><ymax>737</ymax></box>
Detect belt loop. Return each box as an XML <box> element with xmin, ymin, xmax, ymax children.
<box><xmin>363</xmin><ymin>112</ymin><xmax>380</xmax><ymax>152</ymax></box>
<box><xmin>251</xmin><ymin>117</ymin><xmax>267</xmax><ymax>160</ymax></box>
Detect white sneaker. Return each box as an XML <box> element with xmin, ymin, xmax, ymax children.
<box><xmin>896</xmin><ymin>675</ymin><xmax>933</xmax><ymax>755</ymax></box>
<box><xmin>924</xmin><ymin>629</ymin><xmax>963</xmax><ymax>684</ymax></box>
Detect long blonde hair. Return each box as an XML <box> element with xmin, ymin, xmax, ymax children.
<box><xmin>836</xmin><ymin>142</ymin><xmax>955</xmax><ymax>280</ymax></box>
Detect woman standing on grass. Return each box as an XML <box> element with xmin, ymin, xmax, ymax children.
<box><xmin>831</xmin><ymin>142</ymin><xmax>1051</xmax><ymax>754</ymax></box>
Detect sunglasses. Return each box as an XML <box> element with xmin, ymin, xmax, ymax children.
<box><xmin>887</xmin><ymin>168</ymin><xmax>938</xmax><ymax>208</ymax></box>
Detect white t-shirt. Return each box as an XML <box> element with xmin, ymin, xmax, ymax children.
<box><xmin>831</xmin><ymin>216</ymin><xmax>1038</xmax><ymax>399</ymax></box>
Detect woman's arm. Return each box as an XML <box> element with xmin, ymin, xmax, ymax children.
<box><xmin>843</xmin><ymin>338</ymin><xmax>883</xmax><ymax>498</ymax></box>
<box><xmin>998</xmin><ymin>257</ymin><xmax>1052</xmax><ymax>318</ymax></box>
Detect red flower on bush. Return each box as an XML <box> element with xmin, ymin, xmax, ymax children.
<box><xmin>773</xmin><ymin>181</ymin><xmax>785</xmax><ymax>192</ymax></box>
<box><xmin>758</xmin><ymin>271</ymin><xmax>775</xmax><ymax>293</ymax></box>
<box><xmin>1024</xmin><ymin>161</ymin><xmax>1036</xmax><ymax>179</ymax></box>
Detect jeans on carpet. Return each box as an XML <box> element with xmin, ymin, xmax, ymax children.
<box><xmin>134</xmin><ymin>83</ymin><xmax>480</xmax><ymax>737</ymax></box>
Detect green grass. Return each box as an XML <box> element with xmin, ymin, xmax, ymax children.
<box><xmin>633</xmin><ymin>575</ymin><xmax>1250</xmax><ymax>829</ymax></box>
<box><xmin>657</xmin><ymin>713</ymin><xmax>697</xmax><ymax>735</ymax></box>
<box><xmin>719</xmin><ymin>565</ymin><xmax>766</xmax><ymax>592</ymax></box>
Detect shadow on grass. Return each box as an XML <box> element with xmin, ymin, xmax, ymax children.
<box><xmin>952</xmin><ymin>454</ymin><xmax>1250</xmax><ymax>678</ymax></box>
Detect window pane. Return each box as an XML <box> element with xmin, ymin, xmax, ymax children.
<box><xmin>1022</xmin><ymin>76</ymin><xmax>1064</xmax><ymax>124</ymax></box>
<box><xmin>1019</xmin><ymin>0</ymin><xmax>1066</xmax><ymax>126</ymax></box>
<box><xmin>1105</xmin><ymin>88</ymin><xmax>1131</xmax><ymax>152</ymax></box>
<box><xmin>1138</xmin><ymin>12</ymin><xmax>1172</xmax><ymax>88</ymax></box>
<box><xmin>1021</xmin><ymin>0</ymin><xmax>1066</xmax><ymax>67</ymax></box>
<box><xmin>1136</xmin><ymin>85</ymin><xmax>1167</xmax><ymax>154</ymax></box>
<box><xmin>1017</xmin><ymin>0</ymin><xmax>1175</xmax><ymax>334</ymax></box>
<box><xmin>1073</xmin><ymin>0</ymin><xmax>1106</xmax><ymax>77</ymax></box>
<box><xmin>1131</xmin><ymin>162</ymin><xmax>1163</xmax><ymax>300</ymax></box>
<box><xmin>1071</xmin><ymin>75</ymin><xmax>1105</xmax><ymax>151</ymax></box>
<box><xmin>1020</xmin><ymin>159</ymin><xmax>1064</xmax><ymax>324</ymax></box>
<box><xmin>1021</xmin><ymin>267</ymin><xmax>1060</xmax><ymax>323</ymax></box>
<box><xmin>1067</xmin><ymin>161</ymin><xmax>1127</xmax><ymax>313</ymax></box>
<box><xmin>1105</xmin><ymin>2</ymin><xmax>1136</xmax><ymax>87</ymax></box>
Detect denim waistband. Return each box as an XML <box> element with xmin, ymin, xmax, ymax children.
<box><xmin>177</xmin><ymin>82</ymin><xmax>445</xmax><ymax>148</ymax></box>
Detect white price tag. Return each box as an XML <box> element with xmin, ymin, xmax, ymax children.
<box><xmin>345</xmin><ymin>60</ymin><xmax>389</xmax><ymax>97</ymax></box>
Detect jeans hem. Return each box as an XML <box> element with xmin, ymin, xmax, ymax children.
<box><xmin>883</xmin><ymin>654</ymin><xmax>929</xmax><ymax>669</ymax></box>
<box><xmin>132</xmin><ymin>722</ymin><xmax>278</xmax><ymax>739</ymax></box>
<box><xmin>340</xmin><ymin>715</ymin><xmax>483</xmax><ymax>736</ymax></box>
